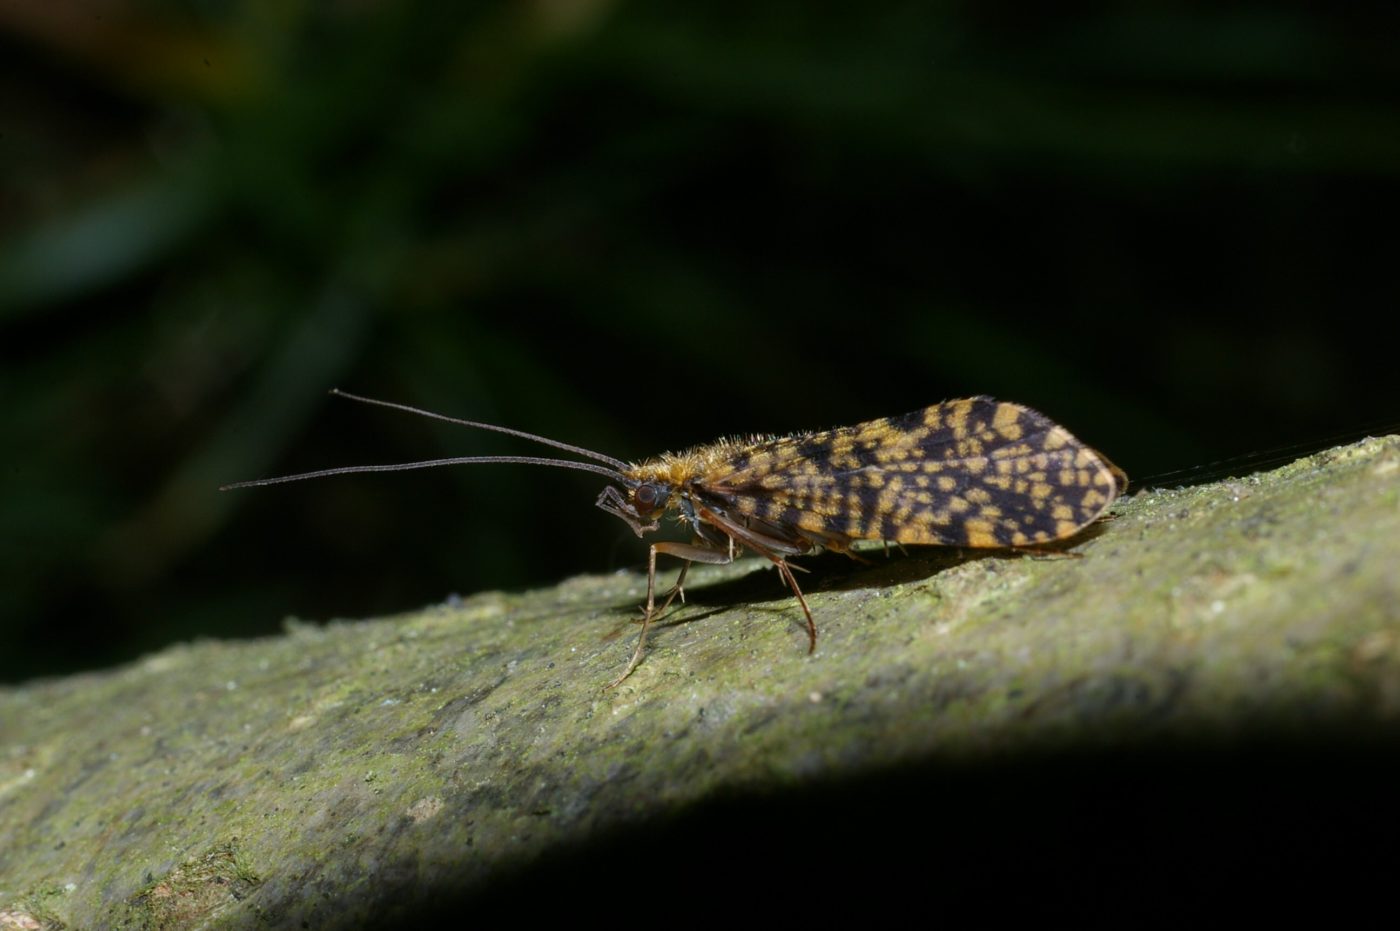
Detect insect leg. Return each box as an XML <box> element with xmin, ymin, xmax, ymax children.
<box><xmin>773</xmin><ymin>559</ymin><xmax>816</xmax><ymax>653</ymax></box>
<box><xmin>659</xmin><ymin>559</ymin><xmax>692</xmax><ymax>610</ymax></box>
<box><xmin>604</xmin><ymin>540</ymin><xmax>734</xmax><ymax>690</ymax></box>
<box><xmin>796</xmin><ymin>528</ymin><xmax>873</xmax><ymax>565</ymax></box>
<box><xmin>693</xmin><ymin>505</ymin><xmax>819</xmax><ymax>653</ymax></box>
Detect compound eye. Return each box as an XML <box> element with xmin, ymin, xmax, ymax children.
<box><xmin>634</xmin><ymin>483</ymin><xmax>660</xmax><ymax>509</ymax></box>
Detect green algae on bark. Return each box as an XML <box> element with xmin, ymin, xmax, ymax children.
<box><xmin>2</xmin><ymin>436</ymin><xmax>1398</xmax><ymax>928</ymax></box>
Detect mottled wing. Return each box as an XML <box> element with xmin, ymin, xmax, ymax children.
<box><xmin>696</xmin><ymin>397</ymin><xmax>1125</xmax><ymax>548</ymax></box>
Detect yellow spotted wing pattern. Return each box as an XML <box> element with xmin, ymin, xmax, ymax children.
<box><xmin>695</xmin><ymin>397</ymin><xmax>1125</xmax><ymax>548</ymax></box>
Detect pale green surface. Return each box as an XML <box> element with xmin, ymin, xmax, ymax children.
<box><xmin>2</xmin><ymin>436</ymin><xmax>1398</xmax><ymax>929</ymax></box>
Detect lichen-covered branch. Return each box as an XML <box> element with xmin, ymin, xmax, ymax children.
<box><xmin>2</xmin><ymin>437</ymin><xmax>1398</xmax><ymax>929</ymax></box>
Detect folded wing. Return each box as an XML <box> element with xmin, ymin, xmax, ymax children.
<box><xmin>696</xmin><ymin>397</ymin><xmax>1125</xmax><ymax>548</ymax></box>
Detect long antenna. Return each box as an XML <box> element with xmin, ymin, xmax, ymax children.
<box><xmin>329</xmin><ymin>389</ymin><xmax>630</xmax><ymax>470</ymax></box>
<box><xmin>221</xmin><ymin>455</ymin><xmax>628</xmax><ymax>491</ymax></box>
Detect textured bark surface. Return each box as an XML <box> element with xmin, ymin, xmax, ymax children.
<box><xmin>2</xmin><ymin>436</ymin><xmax>1398</xmax><ymax>928</ymax></box>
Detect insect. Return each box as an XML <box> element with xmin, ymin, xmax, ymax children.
<box><xmin>224</xmin><ymin>390</ymin><xmax>1126</xmax><ymax>688</ymax></box>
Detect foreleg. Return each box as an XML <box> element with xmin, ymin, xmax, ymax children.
<box><xmin>605</xmin><ymin>540</ymin><xmax>735</xmax><ymax>689</ymax></box>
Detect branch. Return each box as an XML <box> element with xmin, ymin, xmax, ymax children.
<box><xmin>3</xmin><ymin>436</ymin><xmax>1398</xmax><ymax>927</ymax></box>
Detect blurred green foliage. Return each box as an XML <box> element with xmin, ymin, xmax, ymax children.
<box><xmin>2</xmin><ymin>0</ymin><xmax>1397</xmax><ymax>679</ymax></box>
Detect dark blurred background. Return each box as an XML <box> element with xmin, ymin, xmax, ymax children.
<box><xmin>2</xmin><ymin>0</ymin><xmax>1397</xmax><ymax>682</ymax></box>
